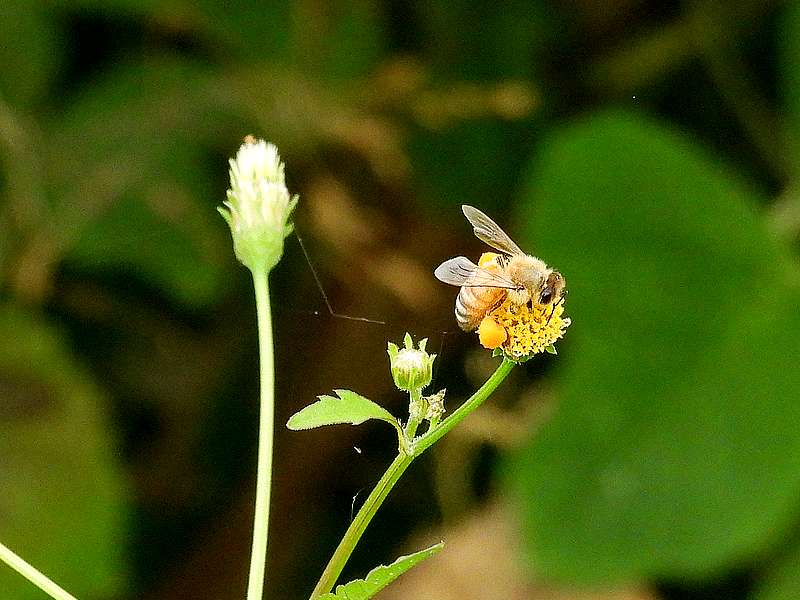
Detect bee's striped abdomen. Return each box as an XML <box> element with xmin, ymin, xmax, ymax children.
<box><xmin>455</xmin><ymin>286</ymin><xmax>506</xmax><ymax>331</ymax></box>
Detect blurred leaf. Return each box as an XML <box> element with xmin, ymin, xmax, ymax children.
<box><xmin>0</xmin><ymin>0</ymin><xmax>62</xmax><ymax>109</ymax></box>
<box><xmin>415</xmin><ymin>0</ymin><xmax>560</xmax><ymax>80</ymax></box>
<box><xmin>308</xmin><ymin>1</ymin><xmax>386</xmax><ymax>82</ymax></box>
<box><xmin>48</xmin><ymin>0</ymin><xmax>162</xmax><ymax>16</ymax></box>
<box><xmin>0</xmin><ymin>305</ymin><xmax>128</xmax><ymax>599</ymax></box>
<box><xmin>287</xmin><ymin>389</ymin><xmax>398</xmax><ymax>431</ymax></box>
<box><xmin>778</xmin><ymin>1</ymin><xmax>800</xmax><ymax>150</ymax></box>
<box><xmin>195</xmin><ymin>0</ymin><xmax>292</xmax><ymax>62</ymax></box>
<box><xmin>506</xmin><ymin>110</ymin><xmax>800</xmax><ymax>583</ymax></box>
<box><xmin>752</xmin><ymin>543</ymin><xmax>800</xmax><ymax>600</ymax></box>
<box><xmin>318</xmin><ymin>542</ymin><xmax>444</xmax><ymax>600</ymax></box>
<box><xmin>198</xmin><ymin>0</ymin><xmax>386</xmax><ymax>81</ymax></box>
<box><xmin>66</xmin><ymin>194</ymin><xmax>223</xmax><ymax>307</ymax></box>
<box><xmin>48</xmin><ymin>57</ymin><xmax>235</xmax><ymax>307</ymax></box>
<box><xmin>408</xmin><ymin>119</ymin><xmax>529</xmax><ymax>213</ymax></box>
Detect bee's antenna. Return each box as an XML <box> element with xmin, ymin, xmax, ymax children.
<box><xmin>293</xmin><ymin>226</ymin><xmax>386</xmax><ymax>325</ymax></box>
<box><xmin>545</xmin><ymin>293</ymin><xmax>566</xmax><ymax>325</ymax></box>
<box><xmin>546</xmin><ymin>303</ymin><xmax>556</xmax><ymax>325</ymax></box>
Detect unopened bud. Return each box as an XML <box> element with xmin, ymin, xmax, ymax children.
<box><xmin>387</xmin><ymin>333</ymin><xmax>436</xmax><ymax>393</ymax></box>
<box><xmin>218</xmin><ymin>137</ymin><xmax>298</xmax><ymax>272</ymax></box>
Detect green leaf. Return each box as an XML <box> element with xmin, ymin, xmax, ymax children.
<box><xmin>778</xmin><ymin>1</ymin><xmax>800</xmax><ymax>146</ymax></box>
<box><xmin>0</xmin><ymin>0</ymin><xmax>61</xmax><ymax>109</ymax></box>
<box><xmin>306</xmin><ymin>2</ymin><xmax>387</xmax><ymax>82</ymax></box>
<box><xmin>752</xmin><ymin>540</ymin><xmax>800</xmax><ymax>600</ymax></box>
<box><xmin>287</xmin><ymin>389</ymin><xmax>398</xmax><ymax>430</ymax></box>
<box><xmin>0</xmin><ymin>304</ymin><xmax>128</xmax><ymax>599</ymax></box>
<box><xmin>319</xmin><ymin>542</ymin><xmax>444</xmax><ymax>600</ymax></box>
<box><xmin>506</xmin><ymin>110</ymin><xmax>800</xmax><ymax>584</ymax></box>
<box><xmin>409</xmin><ymin>120</ymin><xmax>528</xmax><ymax>215</ymax></box>
<box><xmin>48</xmin><ymin>57</ymin><xmax>233</xmax><ymax>308</ymax></box>
<box><xmin>417</xmin><ymin>0</ymin><xmax>560</xmax><ymax>80</ymax></box>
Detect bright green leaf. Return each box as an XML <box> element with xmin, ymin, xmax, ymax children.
<box><xmin>287</xmin><ymin>389</ymin><xmax>398</xmax><ymax>430</ymax></box>
<box><xmin>506</xmin><ymin>110</ymin><xmax>800</xmax><ymax>584</ymax></box>
<box><xmin>319</xmin><ymin>542</ymin><xmax>444</xmax><ymax>600</ymax></box>
<box><xmin>0</xmin><ymin>305</ymin><xmax>128</xmax><ymax>599</ymax></box>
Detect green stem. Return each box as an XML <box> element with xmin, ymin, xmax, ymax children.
<box><xmin>309</xmin><ymin>453</ymin><xmax>414</xmax><ymax>599</ymax></box>
<box><xmin>404</xmin><ymin>388</ymin><xmax>423</xmax><ymax>439</ymax></box>
<box><xmin>309</xmin><ymin>358</ymin><xmax>515</xmax><ymax>598</ymax></box>
<box><xmin>0</xmin><ymin>541</ymin><xmax>78</xmax><ymax>600</ymax></box>
<box><xmin>247</xmin><ymin>266</ymin><xmax>276</xmax><ymax>600</ymax></box>
<box><xmin>416</xmin><ymin>359</ymin><xmax>515</xmax><ymax>454</ymax></box>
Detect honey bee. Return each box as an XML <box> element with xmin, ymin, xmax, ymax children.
<box><xmin>434</xmin><ymin>205</ymin><xmax>566</xmax><ymax>331</ymax></box>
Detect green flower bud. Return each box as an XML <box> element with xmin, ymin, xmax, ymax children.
<box><xmin>387</xmin><ymin>333</ymin><xmax>436</xmax><ymax>393</ymax></box>
<box><xmin>218</xmin><ymin>136</ymin><xmax>298</xmax><ymax>272</ymax></box>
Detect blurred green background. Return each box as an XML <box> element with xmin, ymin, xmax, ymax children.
<box><xmin>2</xmin><ymin>1</ymin><xmax>800</xmax><ymax>599</ymax></box>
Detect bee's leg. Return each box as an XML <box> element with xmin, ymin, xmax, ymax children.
<box><xmin>546</xmin><ymin>303</ymin><xmax>556</xmax><ymax>325</ymax></box>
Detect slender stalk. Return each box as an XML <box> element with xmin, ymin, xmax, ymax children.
<box><xmin>403</xmin><ymin>388</ymin><xmax>423</xmax><ymax>440</ymax></box>
<box><xmin>309</xmin><ymin>453</ymin><xmax>414</xmax><ymax>599</ymax></box>
<box><xmin>247</xmin><ymin>266</ymin><xmax>276</xmax><ymax>600</ymax></box>
<box><xmin>309</xmin><ymin>358</ymin><xmax>515</xmax><ymax>598</ymax></box>
<box><xmin>416</xmin><ymin>359</ymin><xmax>515</xmax><ymax>454</ymax></box>
<box><xmin>0</xmin><ymin>541</ymin><xmax>78</xmax><ymax>600</ymax></box>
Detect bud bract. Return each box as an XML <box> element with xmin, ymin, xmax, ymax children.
<box><xmin>387</xmin><ymin>333</ymin><xmax>436</xmax><ymax>393</ymax></box>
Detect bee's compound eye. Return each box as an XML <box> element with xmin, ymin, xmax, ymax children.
<box><xmin>539</xmin><ymin>289</ymin><xmax>553</xmax><ymax>304</ymax></box>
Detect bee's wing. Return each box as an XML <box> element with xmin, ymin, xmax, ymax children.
<box><xmin>434</xmin><ymin>256</ymin><xmax>518</xmax><ymax>289</ymax></box>
<box><xmin>462</xmin><ymin>205</ymin><xmax>524</xmax><ymax>256</ymax></box>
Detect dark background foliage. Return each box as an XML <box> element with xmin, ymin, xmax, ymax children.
<box><xmin>2</xmin><ymin>1</ymin><xmax>800</xmax><ymax>599</ymax></box>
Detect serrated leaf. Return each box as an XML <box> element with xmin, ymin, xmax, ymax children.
<box><xmin>0</xmin><ymin>305</ymin><xmax>128</xmax><ymax>599</ymax></box>
<box><xmin>506</xmin><ymin>110</ymin><xmax>800</xmax><ymax>584</ymax></box>
<box><xmin>319</xmin><ymin>542</ymin><xmax>444</xmax><ymax>600</ymax></box>
<box><xmin>287</xmin><ymin>390</ymin><xmax>398</xmax><ymax>431</ymax></box>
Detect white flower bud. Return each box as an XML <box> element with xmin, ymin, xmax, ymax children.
<box><xmin>219</xmin><ymin>137</ymin><xmax>298</xmax><ymax>272</ymax></box>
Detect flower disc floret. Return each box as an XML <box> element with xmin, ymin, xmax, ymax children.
<box><xmin>482</xmin><ymin>296</ymin><xmax>571</xmax><ymax>361</ymax></box>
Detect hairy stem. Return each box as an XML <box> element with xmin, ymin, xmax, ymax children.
<box><xmin>247</xmin><ymin>266</ymin><xmax>276</xmax><ymax>600</ymax></box>
<box><xmin>309</xmin><ymin>358</ymin><xmax>515</xmax><ymax>598</ymax></box>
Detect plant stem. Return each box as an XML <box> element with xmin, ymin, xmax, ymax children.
<box><xmin>416</xmin><ymin>359</ymin><xmax>515</xmax><ymax>454</ymax></box>
<box><xmin>0</xmin><ymin>541</ymin><xmax>78</xmax><ymax>600</ymax></box>
<box><xmin>309</xmin><ymin>358</ymin><xmax>515</xmax><ymax>598</ymax></box>
<box><xmin>247</xmin><ymin>266</ymin><xmax>276</xmax><ymax>600</ymax></box>
<box><xmin>403</xmin><ymin>388</ymin><xmax>423</xmax><ymax>439</ymax></box>
<box><xmin>309</xmin><ymin>453</ymin><xmax>414</xmax><ymax>599</ymax></box>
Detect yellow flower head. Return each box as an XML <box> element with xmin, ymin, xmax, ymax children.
<box><xmin>475</xmin><ymin>253</ymin><xmax>571</xmax><ymax>361</ymax></box>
